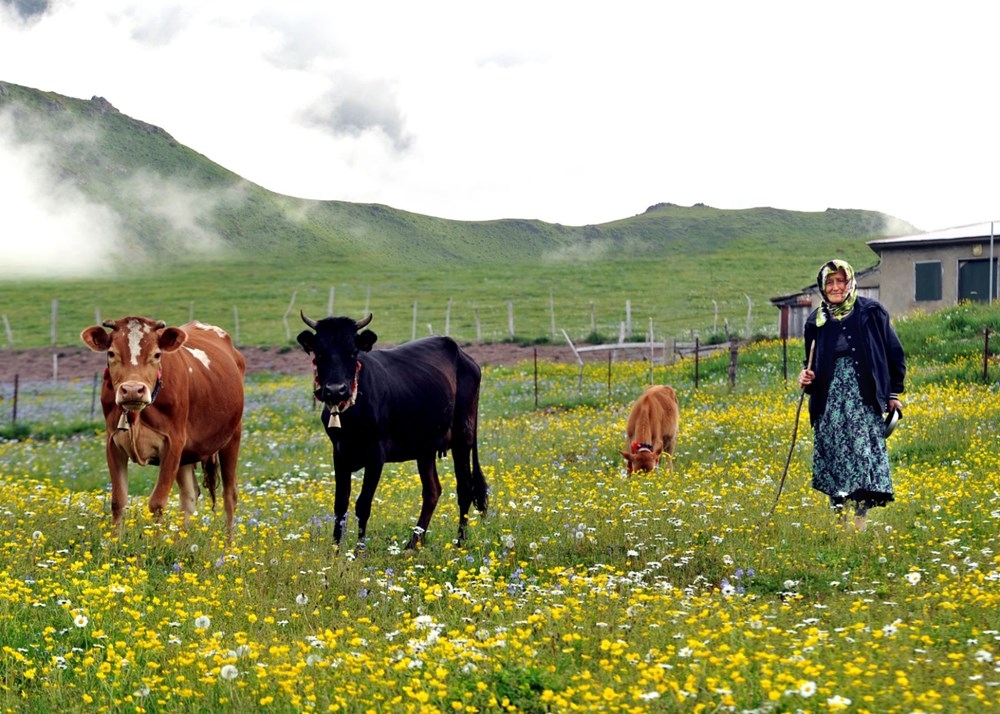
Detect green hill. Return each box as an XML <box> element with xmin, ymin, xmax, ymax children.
<box><xmin>0</xmin><ymin>80</ymin><xmax>920</xmax><ymax>347</ymax></box>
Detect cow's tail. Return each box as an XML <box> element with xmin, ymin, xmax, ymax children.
<box><xmin>471</xmin><ymin>437</ymin><xmax>489</xmax><ymax>514</ymax></box>
<box><xmin>202</xmin><ymin>454</ymin><xmax>219</xmax><ymax>510</ymax></box>
<box><xmin>458</xmin><ymin>347</ymin><xmax>489</xmax><ymax>515</ymax></box>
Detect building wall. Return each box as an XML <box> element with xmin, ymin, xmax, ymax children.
<box><xmin>873</xmin><ymin>241</ymin><xmax>997</xmax><ymax>316</ymax></box>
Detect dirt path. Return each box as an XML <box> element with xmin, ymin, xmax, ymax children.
<box><xmin>0</xmin><ymin>343</ymin><xmax>580</xmax><ymax>383</ymax></box>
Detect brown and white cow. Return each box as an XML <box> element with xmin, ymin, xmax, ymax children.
<box><xmin>81</xmin><ymin>317</ymin><xmax>245</xmax><ymax>535</ymax></box>
<box><xmin>619</xmin><ymin>385</ymin><xmax>679</xmax><ymax>474</ymax></box>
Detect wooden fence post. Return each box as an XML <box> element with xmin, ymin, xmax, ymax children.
<box><xmin>985</xmin><ymin>327</ymin><xmax>992</xmax><ymax>382</ymax></box>
<box><xmin>549</xmin><ymin>290</ymin><xmax>556</xmax><ymax>339</ymax></box>
<box><xmin>694</xmin><ymin>337</ymin><xmax>700</xmax><ymax>390</ymax></box>
<box><xmin>11</xmin><ymin>374</ymin><xmax>18</xmax><ymax>426</ymax></box>
<box><xmin>282</xmin><ymin>291</ymin><xmax>297</xmax><ymax>341</ymax></box>
<box><xmin>2</xmin><ymin>314</ymin><xmax>12</xmax><ymax>348</ymax></box>
<box><xmin>728</xmin><ymin>340</ymin><xmax>739</xmax><ymax>389</ymax></box>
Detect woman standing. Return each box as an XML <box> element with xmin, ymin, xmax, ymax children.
<box><xmin>797</xmin><ymin>259</ymin><xmax>906</xmax><ymax>531</ymax></box>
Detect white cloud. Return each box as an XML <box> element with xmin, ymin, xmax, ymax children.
<box><xmin>0</xmin><ymin>110</ymin><xmax>123</xmax><ymax>277</ymax></box>
<box><xmin>1</xmin><ymin>0</ymin><xmax>1000</xmax><ymax>241</ymax></box>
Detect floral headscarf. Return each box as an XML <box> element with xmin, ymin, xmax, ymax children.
<box><xmin>815</xmin><ymin>259</ymin><xmax>857</xmax><ymax>327</ymax></box>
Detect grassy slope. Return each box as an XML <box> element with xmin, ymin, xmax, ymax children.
<box><xmin>0</xmin><ymin>81</ymin><xmax>916</xmax><ymax>347</ymax></box>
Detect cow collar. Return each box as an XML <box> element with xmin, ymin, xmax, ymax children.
<box><xmin>631</xmin><ymin>441</ymin><xmax>654</xmax><ymax>453</ymax></box>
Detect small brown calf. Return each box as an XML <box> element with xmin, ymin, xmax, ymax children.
<box><xmin>619</xmin><ymin>385</ymin><xmax>679</xmax><ymax>474</ymax></box>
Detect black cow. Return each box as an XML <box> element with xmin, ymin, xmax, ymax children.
<box><xmin>297</xmin><ymin>312</ymin><xmax>489</xmax><ymax>549</ymax></box>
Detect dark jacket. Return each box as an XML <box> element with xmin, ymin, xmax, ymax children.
<box><xmin>803</xmin><ymin>296</ymin><xmax>906</xmax><ymax>426</ymax></box>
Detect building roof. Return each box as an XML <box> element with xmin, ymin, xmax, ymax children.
<box><xmin>868</xmin><ymin>221</ymin><xmax>1000</xmax><ymax>249</ymax></box>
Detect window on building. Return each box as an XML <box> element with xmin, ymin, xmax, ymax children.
<box><xmin>914</xmin><ymin>261</ymin><xmax>942</xmax><ymax>301</ymax></box>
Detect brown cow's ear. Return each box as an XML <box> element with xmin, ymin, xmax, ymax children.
<box><xmin>619</xmin><ymin>450</ymin><xmax>632</xmax><ymax>461</ymax></box>
<box><xmin>296</xmin><ymin>330</ymin><xmax>316</xmax><ymax>354</ymax></box>
<box><xmin>158</xmin><ymin>327</ymin><xmax>188</xmax><ymax>353</ymax></box>
<box><xmin>357</xmin><ymin>329</ymin><xmax>378</xmax><ymax>352</ymax></box>
<box><xmin>81</xmin><ymin>326</ymin><xmax>111</xmax><ymax>352</ymax></box>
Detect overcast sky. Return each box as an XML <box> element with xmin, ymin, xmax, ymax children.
<box><xmin>2</xmin><ymin>0</ymin><xmax>1000</xmax><ymax>271</ymax></box>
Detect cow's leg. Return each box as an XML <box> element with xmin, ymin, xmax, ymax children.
<box><xmin>107</xmin><ymin>440</ymin><xmax>130</xmax><ymax>530</ymax></box>
<box><xmin>406</xmin><ymin>454</ymin><xmax>441</xmax><ymax>550</ymax></box>
<box><xmin>355</xmin><ymin>463</ymin><xmax>385</xmax><ymax>547</ymax></box>
<box><xmin>331</xmin><ymin>456</ymin><xmax>354</xmax><ymax>544</ymax></box>
<box><xmin>663</xmin><ymin>435</ymin><xmax>676</xmax><ymax>473</ymax></box>
<box><xmin>176</xmin><ymin>463</ymin><xmax>198</xmax><ymax>529</ymax></box>
<box><xmin>149</xmin><ymin>445</ymin><xmax>183</xmax><ymax>523</ymax></box>
<box><xmin>218</xmin><ymin>430</ymin><xmax>241</xmax><ymax>540</ymax></box>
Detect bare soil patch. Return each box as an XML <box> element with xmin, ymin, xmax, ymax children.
<box><xmin>0</xmin><ymin>343</ymin><xmax>579</xmax><ymax>383</ymax></box>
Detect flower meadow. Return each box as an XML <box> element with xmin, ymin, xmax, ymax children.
<box><xmin>1</xmin><ymin>341</ymin><xmax>999</xmax><ymax>713</ymax></box>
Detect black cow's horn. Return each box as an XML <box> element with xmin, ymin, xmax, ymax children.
<box><xmin>300</xmin><ymin>310</ymin><xmax>318</xmax><ymax>329</ymax></box>
<box><xmin>102</xmin><ymin>320</ymin><xmax>116</xmax><ymax>329</ymax></box>
<box><xmin>154</xmin><ymin>320</ymin><xmax>166</xmax><ymax>329</ymax></box>
<box><xmin>355</xmin><ymin>314</ymin><xmax>373</xmax><ymax>330</ymax></box>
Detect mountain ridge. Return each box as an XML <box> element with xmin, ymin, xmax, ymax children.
<box><xmin>0</xmin><ymin>79</ymin><xmax>918</xmax><ymax>274</ymax></box>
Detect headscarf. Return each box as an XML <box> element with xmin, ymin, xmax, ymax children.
<box><xmin>815</xmin><ymin>259</ymin><xmax>857</xmax><ymax>327</ymax></box>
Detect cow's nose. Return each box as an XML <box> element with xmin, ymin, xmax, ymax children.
<box><xmin>316</xmin><ymin>382</ymin><xmax>350</xmax><ymax>403</ymax></box>
<box><xmin>117</xmin><ymin>381</ymin><xmax>150</xmax><ymax>406</ymax></box>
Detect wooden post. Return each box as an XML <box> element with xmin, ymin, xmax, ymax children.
<box><xmin>327</xmin><ymin>287</ymin><xmax>335</xmax><ymax>316</ymax></box>
<box><xmin>51</xmin><ymin>299</ymin><xmax>58</xmax><ymax>345</ymax></box>
<box><xmin>11</xmin><ymin>374</ymin><xmax>18</xmax><ymax>426</ymax></box>
<box><xmin>507</xmin><ymin>301</ymin><xmax>515</xmax><ymax>340</ymax></box>
<box><xmin>2</xmin><ymin>314</ymin><xmax>12</xmax><ymax>348</ymax></box>
<box><xmin>648</xmin><ymin>317</ymin><xmax>654</xmax><ymax>385</ymax></box>
<box><xmin>412</xmin><ymin>302</ymin><xmax>418</xmax><ymax>341</ymax></box>
<box><xmin>694</xmin><ymin>337</ymin><xmax>700</xmax><ymax>390</ymax></box>
<box><xmin>744</xmin><ymin>294</ymin><xmax>753</xmax><ymax>339</ymax></box>
<box><xmin>985</xmin><ymin>327</ymin><xmax>992</xmax><ymax>382</ymax></box>
<box><xmin>782</xmin><ymin>336</ymin><xmax>788</xmax><ymax>381</ymax></box>
<box><xmin>533</xmin><ymin>348</ymin><xmax>539</xmax><ymax>409</ymax></box>
<box><xmin>446</xmin><ymin>298</ymin><xmax>453</xmax><ymax>336</ymax></box>
<box><xmin>728</xmin><ymin>340</ymin><xmax>739</xmax><ymax>389</ymax></box>
<box><xmin>607</xmin><ymin>351</ymin><xmax>612</xmax><ymax>400</ymax></box>
<box><xmin>474</xmin><ymin>308</ymin><xmax>482</xmax><ymax>343</ymax></box>
<box><xmin>91</xmin><ymin>372</ymin><xmax>99</xmax><ymax>422</ymax></box>
<box><xmin>549</xmin><ymin>290</ymin><xmax>556</xmax><ymax>339</ymax></box>
<box><xmin>282</xmin><ymin>291</ymin><xmax>297</xmax><ymax>341</ymax></box>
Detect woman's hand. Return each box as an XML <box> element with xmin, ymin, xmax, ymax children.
<box><xmin>797</xmin><ymin>369</ymin><xmax>814</xmax><ymax>388</ymax></box>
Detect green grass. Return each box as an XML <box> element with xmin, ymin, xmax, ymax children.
<box><xmin>1</xmin><ymin>336</ymin><xmax>998</xmax><ymax>712</ymax></box>
<box><xmin>4</xmin><ymin>78</ymin><xmax>998</xmax><ymax>713</ymax></box>
<box><xmin>1</xmin><ymin>247</ymin><xmax>888</xmax><ymax>351</ymax></box>
<box><xmin>2</xmin><ymin>80</ymin><xmax>914</xmax><ymax>352</ymax></box>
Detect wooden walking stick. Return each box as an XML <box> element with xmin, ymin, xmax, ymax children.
<box><xmin>767</xmin><ymin>341</ymin><xmax>815</xmax><ymax>518</ymax></box>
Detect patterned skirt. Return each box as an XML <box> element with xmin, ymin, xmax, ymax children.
<box><xmin>812</xmin><ymin>356</ymin><xmax>894</xmax><ymax>510</ymax></box>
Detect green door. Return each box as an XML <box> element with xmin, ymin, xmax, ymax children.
<box><xmin>958</xmin><ymin>258</ymin><xmax>998</xmax><ymax>302</ymax></box>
